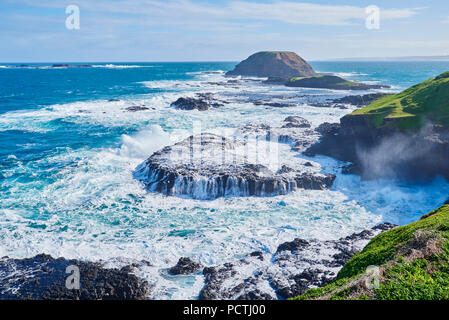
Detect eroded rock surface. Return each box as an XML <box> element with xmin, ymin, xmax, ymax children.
<box><xmin>0</xmin><ymin>254</ymin><xmax>150</xmax><ymax>300</ymax></box>
<box><xmin>134</xmin><ymin>133</ymin><xmax>335</xmax><ymax>200</ymax></box>
<box><xmin>169</xmin><ymin>257</ymin><xmax>203</xmax><ymax>275</ymax></box>
<box><xmin>199</xmin><ymin>223</ymin><xmax>396</xmax><ymax>300</ymax></box>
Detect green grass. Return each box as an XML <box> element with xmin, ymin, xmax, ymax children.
<box><xmin>352</xmin><ymin>71</ymin><xmax>449</xmax><ymax>130</ymax></box>
<box><xmin>374</xmin><ymin>259</ymin><xmax>449</xmax><ymax>300</ymax></box>
<box><xmin>292</xmin><ymin>205</ymin><xmax>449</xmax><ymax>300</ymax></box>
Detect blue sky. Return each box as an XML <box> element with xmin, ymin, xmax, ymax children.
<box><xmin>1</xmin><ymin>0</ymin><xmax>449</xmax><ymax>62</ymax></box>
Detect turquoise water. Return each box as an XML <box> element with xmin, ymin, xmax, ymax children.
<box><xmin>1</xmin><ymin>61</ymin><xmax>449</xmax><ymax>298</ymax></box>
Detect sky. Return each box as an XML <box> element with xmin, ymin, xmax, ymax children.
<box><xmin>1</xmin><ymin>0</ymin><xmax>449</xmax><ymax>62</ymax></box>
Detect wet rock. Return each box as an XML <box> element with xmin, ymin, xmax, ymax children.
<box><xmin>282</xmin><ymin>116</ymin><xmax>311</xmax><ymax>128</ymax></box>
<box><xmin>276</xmin><ymin>239</ymin><xmax>310</xmax><ymax>253</ymax></box>
<box><xmin>51</xmin><ymin>64</ymin><xmax>93</xmax><ymax>68</ymax></box>
<box><xmin>307</xmin><ymin>115</ymin><xmax>449</xmax><ymax>181</ymax></box>
<box><xmin>125</xmin><ymin>106</ymin><xmax>149</xmax><ymax>112</ymax></box>
<box><xmin>171</xmin><ymin>97</ymin><xmax>210</xmax><ymax>111</ymax></box>
<box><xmin>199</xmin><ymin>223</ymin><xmax>396</xmax><ymax>300</ymax></box>
<box><xmin>331</xmin><ymin>93</ymin><xmax>391</xmax><ymax>107</ymax></box>
<box><xmin>134</xmin><ymin>133</ymin><xmax>335</xmax><ymax>200</ymax></box>
<box><xmin>169</xmin><ymin>257</ymin><xmax>203</xmax><ymax>275</ymax></box>
<box><xmin>315</xmin><ymin>122</ymin><xmax>340</xmax><ymax>136</ymax></box>
<box><xmin>0</xmin><ymin>254</ymin><xmax>150</xmax><ymax>300</ymax></box>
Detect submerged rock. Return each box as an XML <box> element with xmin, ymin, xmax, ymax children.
<box><xmin>125</xmin><ymin>105</ymin><xmax>149</xmax><ymax>112</ymax></box>
<box><xmin>134</xmin><ymin>133</ymin><xmax>335</xmax><ymax>200</ymax></box>
<box><xmin>0</xmin><ymin>254</ymin><xmax>150</xmax><ymax>300</ymax></box>
<box><xmin>199</xmin><ymin>223</ymin><xmax>396</xmax><ymax>300</ymax></box>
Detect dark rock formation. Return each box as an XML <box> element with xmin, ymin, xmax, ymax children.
<box><xmin>171</xmin><ymin>97</ymin><xmax>210</xmax><ymax>111</ymax></box>
<box><xmin>282</xmin><ymin>116</ymin><xmax>311</xmax><ymax>128</ymax></box>
<box><xmin>286</xmin><ymin>75</ymin><xmax>390</xmax><ymax>91</ymax></box>
<box><xmin>306</xmin><ymin>114</ymin><xmax>449</xmax><ymax>180</ymax></box>
<box><xmin>226</xmin><ymin>51</ymin><xmax>317</xmax><ymax>78</ymax></box>
<box><xmin>170</xmin><ymin>94</ymin><xmax>225</xmax><ymax>111</ymax></box>
<box><xmin>0</xmin><ymin>254</ymin><xmax>150</xmax><ymax>300</ymax></box>
<box><xmin>51</xmin><ymin>64</ymin><xmax>93</xmax><ymax>68</ymax></box>
<box><xmin>199</xmin><ymin>223</ymin><xmax>396</xmax><ymax>300</ymax></box>
<box><xmin>169</xmin><ymin>257</ymin><xmax>203</xmax><ymax>275</ymax></box>
<box><xmin>331</xmin><ymin>93</ymin><xmax>391</xmax><ymax>107</ymax></box>
<box><xmin>253</xmin><ymin>101</ymin><xmax>296</xmax><ymax>108</ymax></box>
<box><xmin>125</xmin><ymin>106</ymin><xmax>149</xmax><ymax>112</ymax></box>
<box><xmin>315</xmin><ymin>122</ymin><xmax>340</xmax><ymax>136</ymax></box>
<box><xmin>134</xmin><ymin>133</ymin><xmax>335</xmax><ymax>200</ymax></box>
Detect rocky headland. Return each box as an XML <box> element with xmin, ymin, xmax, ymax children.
<box><xmin>226</xmin><ymin>51</ymin><xmax>390</xmax><ymax>90</ymax></box>
<box><xmin>305</xmin><ymin>71</ymin><xmax>449</xmax><ymax>180</ymax></box>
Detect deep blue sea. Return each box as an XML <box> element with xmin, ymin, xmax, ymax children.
<box><xmin>1</xmin><ymin>61</ymin><xmax>449</xmax><ymax>298</ymax></box>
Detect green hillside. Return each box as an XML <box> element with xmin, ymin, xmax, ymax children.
<box><xmin>293</xmin><ymin>205</ymin><xmax>449</xmax><ymax>300</ymax></box>
<box><xmin>352</xmin><ymin>71</ymin><xmax>449</xmax><ymax>130</ymax></box>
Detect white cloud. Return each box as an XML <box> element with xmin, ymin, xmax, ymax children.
<box><xmin>7</xmin><ymin>0</ymin><xmax>418</xmax><ymax>26</ymax></box>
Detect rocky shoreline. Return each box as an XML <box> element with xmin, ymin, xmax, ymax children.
<box><xmin>0</xmin><ymin>254</ymin><xmax>150</xmax><ymax>300</ymax></box>
<box><xmin>1</xmin><ymin>223</ymin><xmax>395</xmax><ymax>300</ymax></box>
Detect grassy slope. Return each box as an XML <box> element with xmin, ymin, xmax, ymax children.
<box><xmin>351</xmin><ymin>71</ymin><xmax>449</xmax><ymax>130</ymax></box>
<box><xmin>293</xmin><ymin>205</ymin><xmax>449</xmax><ymax>300</ymax></box>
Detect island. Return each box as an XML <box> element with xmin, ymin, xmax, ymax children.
<box><xmin>226</xmin><ymin>51</ymin><xmax>390</xmax><ymax>90</ymax></box>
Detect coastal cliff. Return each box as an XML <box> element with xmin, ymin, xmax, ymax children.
<box><xmin>306</xmin><ymin>71</ymin><xmax>449</xmax><ymax>180</ymax></box>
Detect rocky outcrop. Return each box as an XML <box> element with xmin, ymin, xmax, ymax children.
<box><xmin>286</xmin><ymin>75</ymin><xmax>389</xmax><ymax>91</ymax></box>
<box><xmin>51</xmin><ymin>64</ymin><xmax>93</xmax><ymax>68</ymax></box>
<box><xmin>171</xmin><ymin>97</ymin><xmax>210</xmax><ymax>111</ymax></box>
<box><xmin>226</xmin><ymin>51</ymin><xmax>317</xmax><ymax>78</ymax></box>
<box><xmin>282</xmin><ymin>116</ymin><xmax>311</xmax><ymax>128</ymax></box>
<box><xmin>0</xmin><ymin>254</ymin><xmax>150</xmax><ymax>300</ymax></box>
<box><xmin>134</xmin><ymin>133</ymin><xmax>335</xmax><ymax>200</ymax></box>
<box><xmin>199</xmin><ymin>223</ymin><xmax>396</xmax><ymax>300</ymax></box>
<box><xmin>125</xmin><ymin>105</ymin><xmax>149</xmax><ymax>112</ymax></box>
<box><xmin>171</xmin><ymin>94</ymin><xmax>225</xmax><ymax>111</ymax></box>
<box><xmin>169</xmin><ymin>258</ymin><xmax>203</xmax><ymax>275</ymax></box>
<box><xmin>331</xmin><ymin>93</ymin><xmax>391</xmax><ymax>107</ymax></box>
<box><xmin>306</xmin><ymin>114</ymin><xmax>449</xmax><ymax>180</ymax></box>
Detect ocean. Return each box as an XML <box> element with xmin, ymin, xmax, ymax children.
<box><xmin>1</xmin><ymin>61</ymin><xmax>449</xmax><ymax>299</ymax></box>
